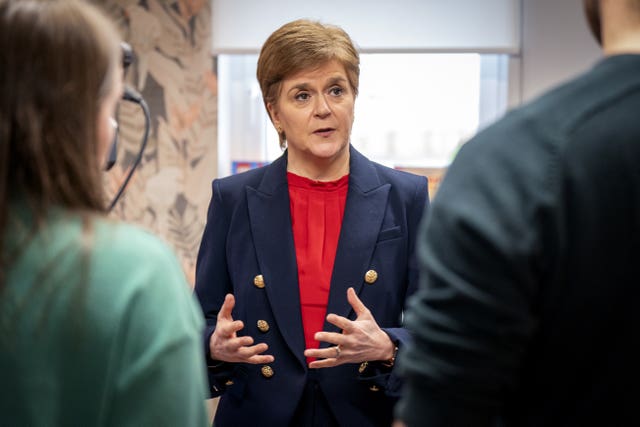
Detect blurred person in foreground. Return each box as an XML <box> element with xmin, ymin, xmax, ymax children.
<box><xmin>195</xmin><ymin>19</ymin><xmax>429</xmax><ymax>427</ymax></box>
<box><xmin>395</xmin><ymin>0</ymin><xmax>640</xmax><ymax>425</ymax></box>
<box><xmin>0</xmin><ymin>1</ymin><xmax>208</xmax><ymax>425</ymax></box>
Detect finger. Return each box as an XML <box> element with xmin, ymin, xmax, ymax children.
<box><xmin>216</xmin><ymin>319</ymin><xmax>245</xmax><ymax>337</ymax></box>
<box><xmin>238</xmin><ymin>343</ymin><xmax>274</xmax><ymax>361</ymax></box>
<box><xmin>217</xmin><ymin>293</ymin><xmax>236</xmax><ymax>321</ymax></box>
<box><xmin>313</xmin><ymin>331</ymin><xmax>344</xmax><ymax>346</ymax></box>
<box><xmin>303</xmin><ymin>348</ymin><xmax>323</xmax><ymax>359</ymax></box>
<box><xmin>347</xmin><ymin>287</ymin><xmax>371</xmax><ymax>318</ymax></box>
<box><xmin>224</xmin><ymin>335</ymin><xmax>255</xmax><ymax>351</ymax></box>
<box><xmin>308</xmin><ymin>358</ymin><xmax>338</xmax><ymax>369</ymax></box>
<box><xmin>246</xmin><ymin>354</ymin><xmax>276</xmax><ymax>364</ymax></box>
<box><xmin>304</xmin><ymin>346</ymin><xmax>340</xmax><ymax>360</ymax></box>
<box><xmin>324</xmin><ymin>313</ymin><xmax>353</xmax><ymax>332</ymax></box>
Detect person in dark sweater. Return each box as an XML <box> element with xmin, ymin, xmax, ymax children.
<box><xmin>395</xmin><ymin>0</ymin><xmax>640</xmax><ymax>425</ymax></box>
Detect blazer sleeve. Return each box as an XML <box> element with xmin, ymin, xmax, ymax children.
<box><xmin>359</xmin><ymin>174</ymin><xmax>430</xmax><ymax>396</ymax></box>
<box><xmin>194</xmin><ymin>179</ymin><xmax>236</xmax><ymax>397</ymax></box>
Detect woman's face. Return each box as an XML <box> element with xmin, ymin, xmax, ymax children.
<box><xmin>96</xmin><ymin>65</ymin><xmax>123</xmax><ymax>167</ymax></box>
<box><xmin>268</xmin><ymin>60</ymin><xmax>355</xmax><ymax>167</ymax></box>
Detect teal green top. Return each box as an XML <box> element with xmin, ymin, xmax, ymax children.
<box><xmin>1</xmin><ymin>210</ymin><xmax>209</xmax><ymax>426</ymax></box>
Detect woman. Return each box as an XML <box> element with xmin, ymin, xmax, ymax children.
<box><xmin>0</xmin><ymin>1</ymin><xmax>208</xmax><ymax>425</ymax></box>
<box><xmin>195</xmin><ymin>19</ymin><xmax>429</xmax><ymax>426</ymax></box>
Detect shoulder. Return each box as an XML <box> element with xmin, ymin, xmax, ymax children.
<box><xmin>20</xmin><ymin>213</ymin><xmax>202</xmax><ymax>337</ymax></box>
<box><xmin>374</xmin><ymin>161</ymin><xmax>427</xmax><ymax>186</ymax></box>
<box><xmin>472</xmin><ymin>56</ymin><xmax>640</xmax><ymax>158</ymax></box>
<box><xmin>19</xmin><ymin>213</ymin><xmax>178</xmax><ymax>274</ymax></box>
<box><xmin>369</xmin><ymin>159</ymin><xmax>429</xmax><ymax>202</ymax></box>
<box><xmin>215</xmin><ymin>165</ymin><xmax>268</xmax><ymax>190</ymax></box>
<box><xmin>215</xmin><ymin>153</ymin><xmax>288</xmax><ymax>194</ymax></box>
<box><xmin>448</xmin><ymin>57</ymin><xmax>640</xmax><ymax>195</ymax></box>
<box><xmin>91</xmin><ymin>219</ymin><xmax>178</xmax><ymax>271</ymax></box>
<box><xmin>351</xmin><ymin>147</ymin><xmax>427</xmax><ymax>194</ymax></box>
<box><xmin>209</xmin><ymin>155</ymin><xmax>290</xmax><ymax>211</ymax></box>
<box><xmin>90</xmin><ymin>218</ymin><xmax>203</xmax><ymax>334</ymax></box>
<box><xmin>84</xmin><ymin>218</ymin><xmax>193</xmax><ymax>311</ymax></box>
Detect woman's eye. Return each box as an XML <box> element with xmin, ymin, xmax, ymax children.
<box><xmin>295</xmin><ymin>93</ymin><xmax>310</xmax><ymax>101</ymax></box>
<box><xmin>330</xmin><ymin>87</ymin><xmax>343</xmax><ymax>96</ymax></box>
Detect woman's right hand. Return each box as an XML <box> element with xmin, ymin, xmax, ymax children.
<box><xmin>209</xmin><ymin>293</ymin><xmax>275</xmax><ymax>364</ymax></box>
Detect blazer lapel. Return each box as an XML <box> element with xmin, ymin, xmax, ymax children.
<box><xmin>322</xmin><ymin>147</ymin><xmax>390</xmax><ymax>340</ymax></box>
<box><xmin>247</xmin><ymin>154</ymin><xmax>307</xmax><ymax>369</ymax></box>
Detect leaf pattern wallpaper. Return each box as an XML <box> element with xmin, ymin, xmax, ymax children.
<box><xmin>98</xmin><ymin>0</ymin><xmax>218</xmax><ymax>286</ymax></box>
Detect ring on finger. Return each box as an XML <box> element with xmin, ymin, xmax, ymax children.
<box><xmin>334</xmin><ymin>345</ymin><xmax>341</xmax><ymax>358</ymax></box>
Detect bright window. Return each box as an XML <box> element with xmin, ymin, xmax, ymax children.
<box><xmin>217</xmin><ymin>53</ymin><xmax>509</xmax><ymax>177</ymax></box>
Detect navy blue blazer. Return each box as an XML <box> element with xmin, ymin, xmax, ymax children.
<box><xmin>195</xmin><ymin>146</ymin><xmax>429</xmax><ymax>426</ymax></box>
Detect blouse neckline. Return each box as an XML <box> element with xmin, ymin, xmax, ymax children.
<box><xmin>286</xmin><ymin>172</ymin><xmax>349</xmax><ymax>191</ymax></box>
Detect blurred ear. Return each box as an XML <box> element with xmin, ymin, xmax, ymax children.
<box><xmin>583</xmin><ymin>0</ymin><xmax>603</xmax><ymax>45</ymax></box>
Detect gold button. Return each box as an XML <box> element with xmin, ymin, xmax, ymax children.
<box><xmin>225</xmin><ymin>380</ymin><xmax>234</xmax><ymax>386</ymax></box>
<box><xmin>253</xmin><ymin>274</ymin><xmax>265</xmax><ymax>288</ymax></box>
<box><xmin>364</xmin><ymin>270</ymin><xmax>378</xmax><ymax>284</ymax></box>
<box><xmin>261</xmin><ymin>365</ymin><xmax>274</xmax><ymax>378</ymax></box>
<box><xmin>369</xmin><ymin>385</ymin><xmax>380</xmax><ymax>392</ymax></box>
<box><xmin>257</xmin><ymin>320</ymin><xmax>270</xmax><ymax>333</ymax></box>
<box><xmin>358</xmin><ymin>361</ymin><xmax>368</xmax><ymax>374</ymax></box>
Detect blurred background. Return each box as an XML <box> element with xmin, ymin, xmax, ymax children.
<box><xmin>99</xmin><ymin>0</ymin><xmax>601</xmax><ymax>288</ymax></box>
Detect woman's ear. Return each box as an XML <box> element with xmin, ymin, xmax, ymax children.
<box><xmin>267</xmin><ymin>102</ymin><xmax>279</xmax><ymax>126</ymax></box>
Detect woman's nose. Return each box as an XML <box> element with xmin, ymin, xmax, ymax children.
<box><xmin>313</xmin><ymin>95</ymin><xmax>331</xmax><ymax>118</ymax></box>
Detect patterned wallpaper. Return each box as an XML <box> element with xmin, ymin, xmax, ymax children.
<box><xmin>99</xmin><ymin>0</ymin><xmax>217</xmax><ymax>286</ymax></box>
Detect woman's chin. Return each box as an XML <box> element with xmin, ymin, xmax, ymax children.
<box><xmin>307</xmin><ymin>141</ymin><xmax>349</xmax><ymax>160</ymax></box>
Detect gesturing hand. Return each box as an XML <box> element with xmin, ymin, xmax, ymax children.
<box><xmin>305</xmin><ymin>287</ymin><xmax>395</xmax><ymax>368</ymax></box>
<box><xmin>209</xmin><ymin>294</ymin><xmax>274</xmax><ymax>364</ymax></box>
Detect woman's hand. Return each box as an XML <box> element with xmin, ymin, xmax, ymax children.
<box><xmin>209</xmin><ymin>294</ymin><xmax>274</xmax><ymax>364</ymax></box>
<box><xmin>305</xmin><ymin>287</ymin><xmax>395</xmax><ymax>368</ymax></box>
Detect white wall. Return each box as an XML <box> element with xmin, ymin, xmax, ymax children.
<box><xmin>212</xmin><ymin>0</ymin><xmax>520</xmax><ymax>53</ymax></box>
<box><xmin>520</xmin><ymin>0</ymin><xmax>602</xmax><ymax>102</ymax></box>
<box><xmin>213</xmin><ymin>0</ymin><xmax>603</xmax><ymax>105</ymax></box>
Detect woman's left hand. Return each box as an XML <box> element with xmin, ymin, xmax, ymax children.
<box><xmin>305</xmin><ymin>287</ymin><xmax>395</xmax><ymax>368</ymax></box>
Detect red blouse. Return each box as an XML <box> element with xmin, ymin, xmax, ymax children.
<box><xmin>287</xmin><ymin>172</ymin><xmax>349</xmax><ymax>362</ymax></box>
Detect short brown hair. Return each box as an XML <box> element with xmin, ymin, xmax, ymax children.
<box><xmin>256</xmin><ymin>19</ymin><xmax>360</xmax><ymax>148</ymax></box>
<box><xmin>0</xmin><ymin>0</ymin><xmax>121</xmax><ymax>277</ymax></box>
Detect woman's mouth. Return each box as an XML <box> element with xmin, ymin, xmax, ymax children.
<box><xmin>313</xmin><ymin>128</ymin><xmax>335</xmax><ymax>137</ymax></box>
